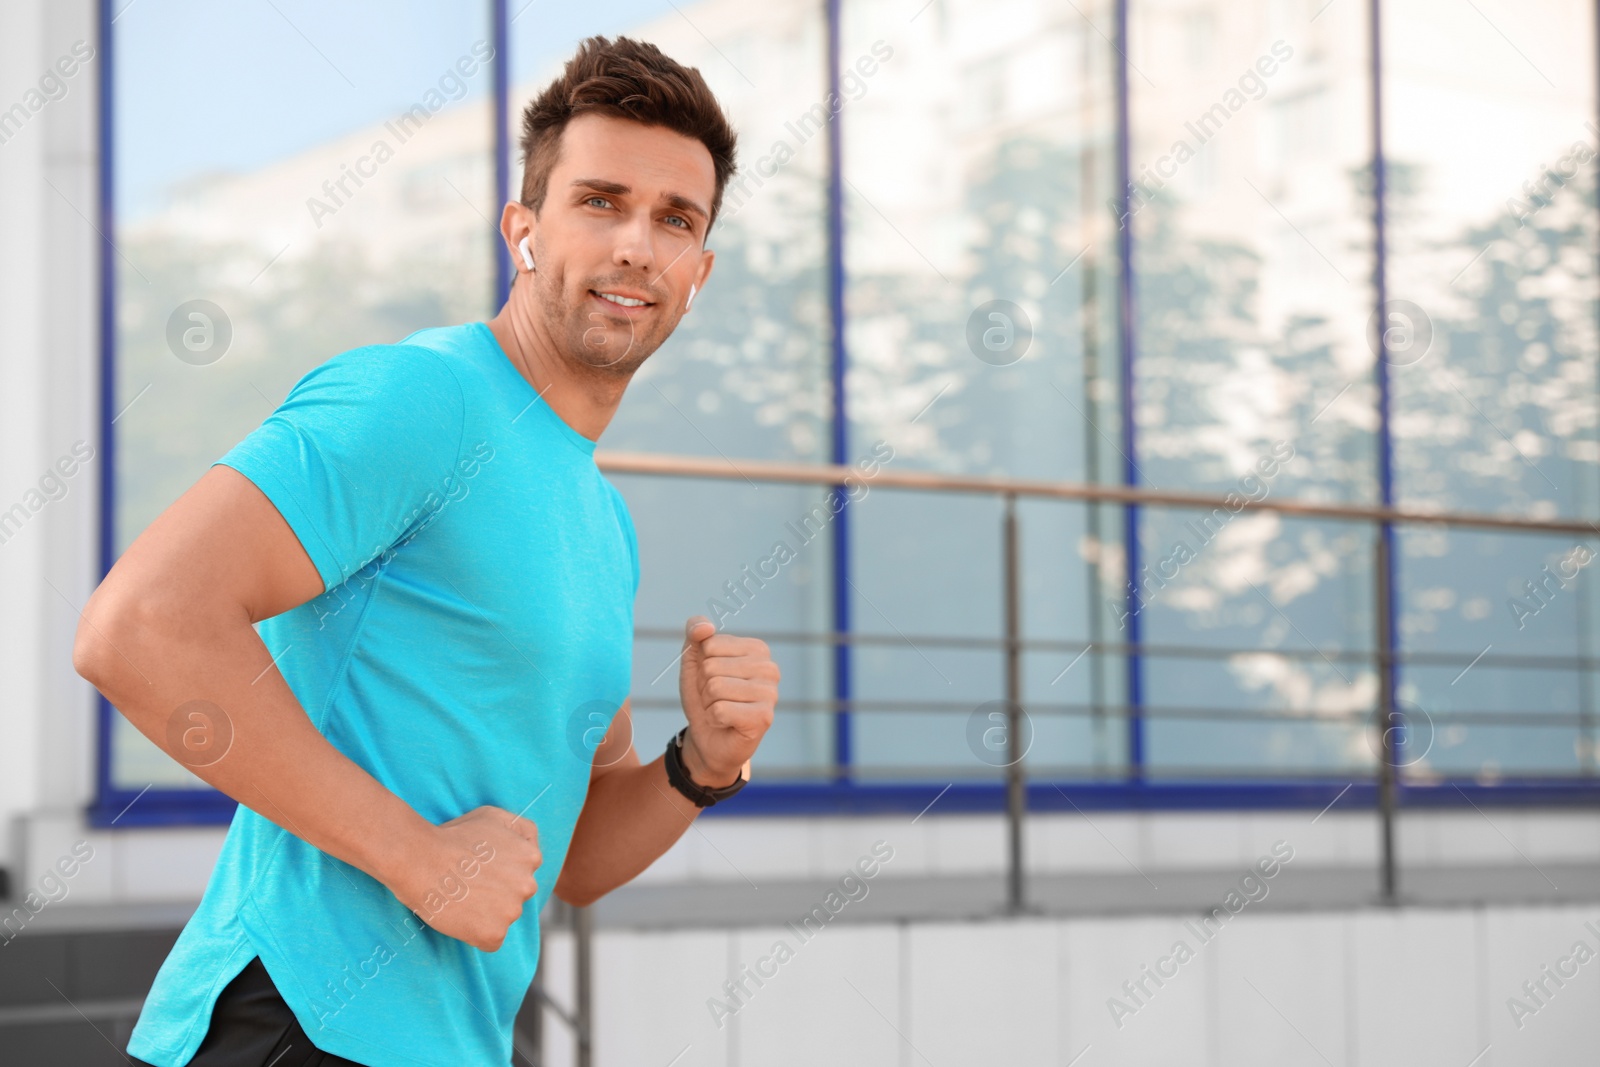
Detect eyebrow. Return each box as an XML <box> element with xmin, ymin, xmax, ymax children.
<box><xmin>571</xmin><ymin>178</ymin><xmax>709</xmax><ymax>223</ymax></box>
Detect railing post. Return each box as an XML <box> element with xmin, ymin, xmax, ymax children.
<box><xmin>1375</xmin><ymin>525</ymin><xmax>1399</xmax><ymax>904</ymax></box>
<box><xmin>1003</xmin><ymin>493</ymin><xmax>1027</xmax><ymax>914</ymax></box>
<box><xmin>527</xmin><ymin>951</ymin><xmax>544</xmax><ymax>1063</ymax></box>
<box><xmin>575</xmin><ymin>903</ymin><xmax>593</xmax><ymax>1067</ymax></box>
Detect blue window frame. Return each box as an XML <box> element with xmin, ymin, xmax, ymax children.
<box><xmin>90</xmin><ymin>0</ymin><xmax>1600</xmax><ymax>825</ymax></box>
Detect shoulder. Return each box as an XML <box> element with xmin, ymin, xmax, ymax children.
<box><xmin>305</xmin><ymin>341</ymin><xmax>462</xmax><ymax>394</ymax></box>
<box><xmin>272</xmin><ymin>342</ymin><xmax>469</xmax><ymax>469</ymax></box>
<box><xmin>287</xmin><ymin>342</ymin><xmax>467</xmax><ymax>428</ymax></box>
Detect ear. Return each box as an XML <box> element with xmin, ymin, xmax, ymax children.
<box><xmin>687</xmin><ymin>247</ymin><xmax>715</xmax><ymax>310</ymax></box>
<box><xmin>500</xmin><ymin>201</ymin><xmax>536</xmax><ymax>274</ymax></box>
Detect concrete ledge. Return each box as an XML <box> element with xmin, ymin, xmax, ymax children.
<box><xmin>593</xmin><ymin>861</ymin><xmax>1600</xmax><ymax>930</ymax></box>
<box><xmin>12</xmin><ymin>807</ymin><xmax>1600</xmax><ymax>909</ymax></box>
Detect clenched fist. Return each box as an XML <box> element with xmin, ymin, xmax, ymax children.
<box><xmin>389</xmin><ymin>805</ymin><xmax>542</xmax><ymax>952</ymax></box>
<box><xmin>677</xmin><ymin>615</ymin><xmax>779</xmax><ymax>786</ymax></box>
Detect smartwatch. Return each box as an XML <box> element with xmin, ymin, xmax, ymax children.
<box><xmin>664</xmin><ymin>727</ymin><xmax>749</xmax><ymax>807</ymax></box>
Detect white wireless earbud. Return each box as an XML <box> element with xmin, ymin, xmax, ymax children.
<box><xmin>686</xmin><ymin>283</ymin><xmax>697</xmax><ymax>310</ymax></box>
<box><xmin>518</xmin><ymin>235</ymin><xmax>534</xmax><ymax>271</ymax></box>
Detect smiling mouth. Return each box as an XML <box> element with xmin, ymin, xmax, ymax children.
<box><xmin>590</xmin><ymin>289</ymin><xmax>653</xmax><ymax>310</ymax></box>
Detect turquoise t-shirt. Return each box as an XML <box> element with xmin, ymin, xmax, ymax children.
<box><xmin>126</xmin><ymin>321</ymin><xmax>639</xmax><ymax>1067</ymax></box>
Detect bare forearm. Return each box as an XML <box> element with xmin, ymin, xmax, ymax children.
<box><xmin>78</xmin><ymin>602</ymin><xmax>432</xmax><ymax>890</ymax></box>
<box><xmin>554</xmin><ymin>753</ymin><xmax>704</xmax><ymax>906</ymax></box>
<box><xmin>557</xmin><ymin>617</ymin><xmax>779</xmax><ymax>906</ymax></box>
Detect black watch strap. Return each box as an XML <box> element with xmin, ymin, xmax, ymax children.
<box><xmin>664</xmin><ymin>727</ymin><xmax>748</xmax><ymax>807</ymax></box>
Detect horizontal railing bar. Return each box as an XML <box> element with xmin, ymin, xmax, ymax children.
<box><xmin>599</xmin><ymin>451</ymin><xmax>1600</xmax><ymax>537</ymax></box>
<box><xmin>0</xmin><ymin>998</ymin><xmax>144</xmax><ymax>1027</ymax></box>
<box><xmin>632</xmin><ymin>626</ymin><xmax>1600</xmax><ymax>671</ymax></box>
<box><xmin>678</xmin><ymin>764</ymin><xmax>1598</xmax><ymax>782</ymax></box>
<box><xmin>626</xmin><ymin>695</ymin><xmax>1600</xmax><ymax>727</ymax></box>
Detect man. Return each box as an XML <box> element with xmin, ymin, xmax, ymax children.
<box><xmin>73</xmin><ymin>36</ymin><xmax>778</xmax><ymax>1067</ymax></box>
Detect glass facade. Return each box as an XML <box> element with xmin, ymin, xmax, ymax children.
<box><xmin>505</xmin><ymin>1</ymin><xmax>838</xmax><ymax>775</ymax></box>
<box><xmin>107</xmin><ymin>0</ymin><xmax>497</xmax><ymax>791</ymax></box>
<box><xmin>1128</xmin><ymin>0</ymin><xmax>1380</xmax><ymax>776</ymax></box>
<box><xmin>99</xmin><ymin>0</ymin><xmax>1600</xmax><ymax>814</ymax></box>
<box><xmin>839</xmin><ymin>0</ymin><xmax>1126</xmax><ymax>780</ymax></box>
<box><xmin>1384</xmin><ymin>0</ymin><xmax>1600</xmax><ymax>776</ymax></box>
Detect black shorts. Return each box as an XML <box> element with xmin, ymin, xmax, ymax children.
<box><xmin>131</xmin><ymin>956</ymin><xmax>368</xmax><ymax>1067</ymax></box>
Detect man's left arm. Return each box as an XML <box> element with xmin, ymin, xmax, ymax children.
<box><xmin>554</xmin><ymin>615</ymin><xmax>778</xmax><ymax>906</ymax></box>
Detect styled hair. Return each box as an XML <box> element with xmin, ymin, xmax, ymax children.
<box><xmin>518</xmin><ymin>36</ymin><xmax>738</xmax><ymax>230</ymax></box>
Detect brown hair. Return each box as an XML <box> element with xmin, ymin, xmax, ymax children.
<box><xmin>518</xmin><ymin>36</ymin><xmax>738</xmax><ymax>231</ymax></box>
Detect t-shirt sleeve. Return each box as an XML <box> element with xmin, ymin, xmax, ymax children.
<box><xmin>212</xmin><ymin>343</ymin><xmax>467</xmax><ymax>594</ymax></box>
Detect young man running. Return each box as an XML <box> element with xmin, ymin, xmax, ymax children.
<box><xmin>74</xmin><ymin>36</ymin><xmax>778</xmax><ymax>1067</ymax></box>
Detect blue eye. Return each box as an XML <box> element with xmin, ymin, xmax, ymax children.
<box><xmin>665</xmin><ymin>215</ymin><xmax>689</xmax><ymax>229</ymax></box>
<box><xmin>586</xmin><ymin>196</ymin><xmax>610</xmax><ymax>209</ymax></box>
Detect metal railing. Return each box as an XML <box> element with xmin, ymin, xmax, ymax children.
<box><xmin>518</xmin><ymin>899</ymin><xmax>590</xmax><ymax>1067</ymax></box>
<box><xmin>598</xmin><ymin>449</ymin><xmax>1600</xmax><ymax>907</ymax></box>
<box><xmin>511</xmin><ymin>449</ymin><xmax>1600</xmax><ymax>1064</ymax></box>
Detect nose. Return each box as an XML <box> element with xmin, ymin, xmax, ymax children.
<box><xmin>612</xmin><ymin>209</ymin><xmax>653</xmax><ymax>276</ymax></box>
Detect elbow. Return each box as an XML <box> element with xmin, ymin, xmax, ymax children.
<box><xmin>553</xmin><ymin>875</ymin><xmax>605</xmax><ymax>910</ymax></box>
<box><xmin>72</xmin><ymin>597</ymin><xmax>119</xmax><ymax>689</ymax></box>
<box><xmin>72</xmin><ymin>587</ymin><xmax>147</xmax><ymax>697</ymax></box>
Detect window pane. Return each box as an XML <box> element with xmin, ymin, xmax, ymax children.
<box><xmin>1129</xmin><ymin>0</ymin><xmax>1379</xmax><ymax>775</ymax></box>
<box><xmin>1385</xmin><ymin>0</ymin><xmax>1598</xmax><ymax>777</ymax></box>
<box><xmin>841</xmin><ymin>0</ymin><xmax>1126</xmax><ymax>779</ymax></box>
<box><xmin>508</xmin><ymin>4</ymin><xmax>837</xmax><ymax>772</ymax></box>
<box><xmin>111</xmin><ymin>0</ymin><xmax>495</xmax><ymax>790</ymax></box>
<box><xmin>1139</xmin><ymin>511</ymin><xmax>1378</xmax><ymax>777</ymax></box>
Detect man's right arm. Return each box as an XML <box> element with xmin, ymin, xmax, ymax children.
<box><xmin>72</xmin><ymin>463</ymin><xmax>540</xmax><ymax>952</ymax></box>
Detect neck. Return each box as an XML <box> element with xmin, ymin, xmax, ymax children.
<box><xmin>485</xmin><ymin>282</ymin><xmax>632</xmax><ymax>443</ymax></box>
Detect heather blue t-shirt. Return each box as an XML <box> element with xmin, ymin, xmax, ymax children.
<box><xmin>126</xmin><ymin>321</ymin><xmax>639</xmax><ymax>1067</ymax></box>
